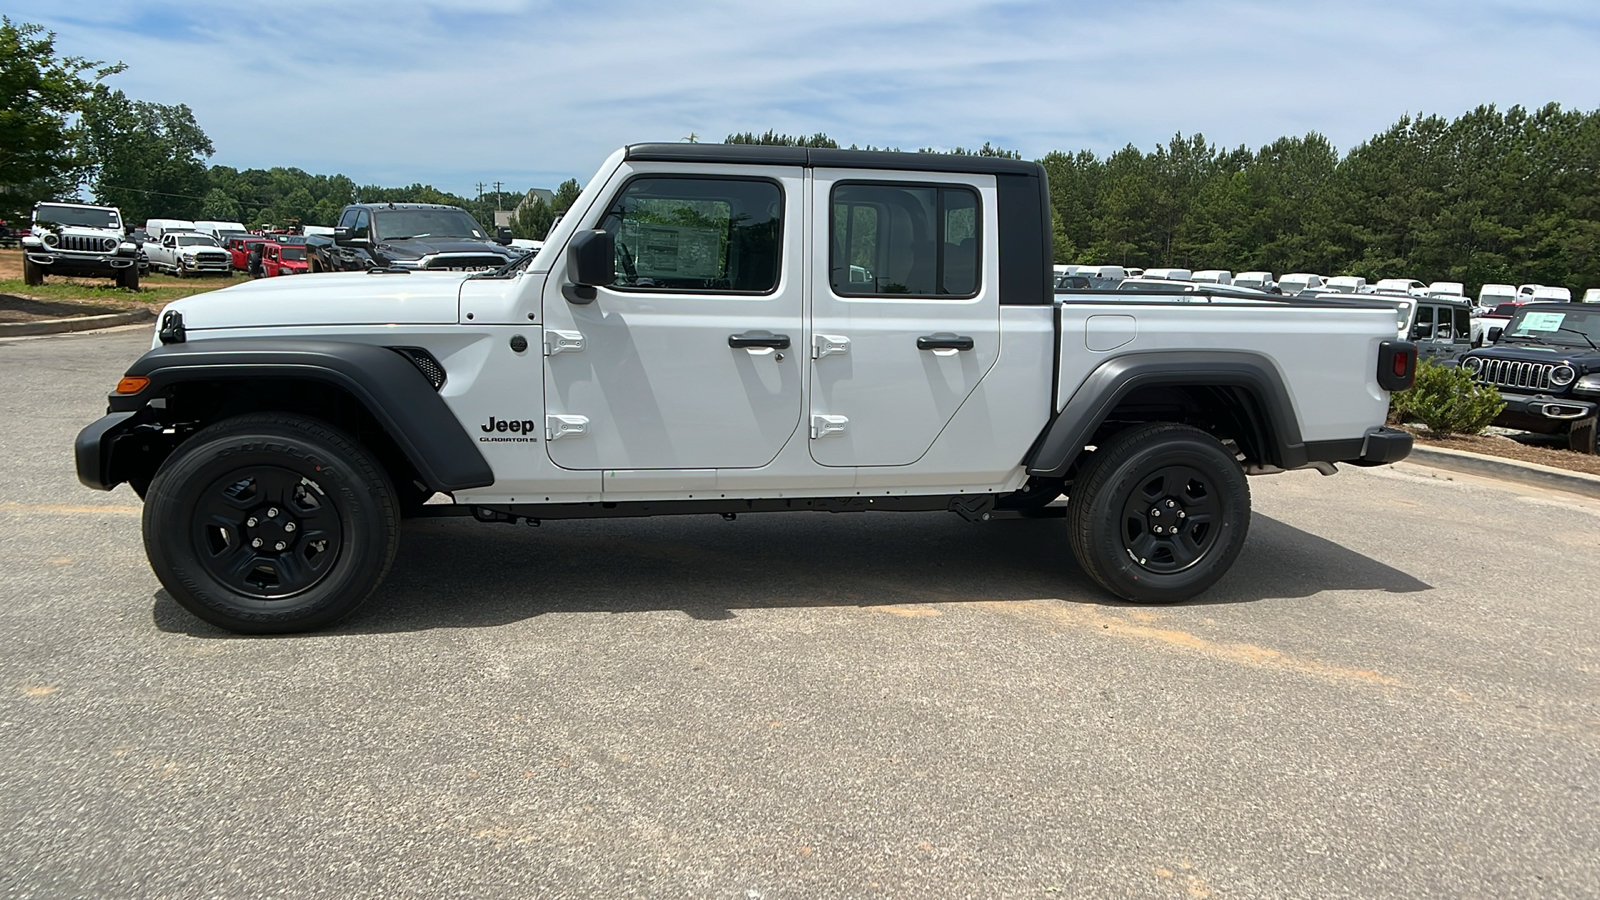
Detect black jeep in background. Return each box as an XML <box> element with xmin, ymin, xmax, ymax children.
<box><xmin>305</xmin><ymin>202</ymin><xmax>517</xmax><ymax>273</ymax></box>
<box><xmin>1460</xmin><ymin>302</ymin><xmax>1600</xmax><ymax>452</ymax></box>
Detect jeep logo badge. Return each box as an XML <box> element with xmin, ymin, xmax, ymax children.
<box><xmin>479</xmin><ymin>416</ymin><xmax>538</xmax><ymax>443</ymax></box>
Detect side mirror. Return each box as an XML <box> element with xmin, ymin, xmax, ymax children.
<box><xmin>567</xmin><ymin>229</ymin><xmax>614</xmax><ymax>288</ymax></box>
<box><xmin>1488</xmin><ymin>327</ymin><xmax>1503</xmax><ymax>343</ymax></box>
<box><xmin>495</xmin><ymin>226</ymin><xmax>513</xmax><ymax>245</ymax></box>
<box><xmin>334</xmin><ymin>226</ymin><xmax>365</xmax><ymax>245</ymax></box>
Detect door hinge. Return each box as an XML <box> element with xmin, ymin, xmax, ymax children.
<box><xmin>812</xmin><ymin>333</ymin><xmax>850</xmax><ymax>359</ymax></box>
<box><xmin>544</xmin><ymin>330</ymin><xmax>585</xmax><ymax>356</ymax></box>
<box><xmin>546</xmin><ymin>414</ymin><xmax>589</xmax><ymax>441</ymax></box>
<box><xmin>810</xmin><ymin>414</ymin><xmax>849</xmax><ymax>439</ymax></box>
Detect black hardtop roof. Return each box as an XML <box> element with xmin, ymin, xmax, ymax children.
<box><xmin>624</xmin><ymin>142</ymin><xmax>1046</xmax><ymax>178</ymax></box>
<box><xmin>346</xmin><ymin>202</ymin><xmax>468</xmax><ymax>211</ymax></box>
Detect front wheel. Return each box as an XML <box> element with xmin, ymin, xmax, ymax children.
<box><xmin>118</xmin><ymin>265</ymin><xmax>140</xmax><ymax>291</ymax></box>
<box><xmin>142</xmin><ymin>413</ymin><xmax>400</xmax><ymax>634</ymax></box>
<box><xmin>1068</xmin><ymin>423</ymin><xmax>1250</xmax><ymax>604</ymax></box>
<box><xmin>22</xmin><ymin>256</ymin><xmax>44</xmax><ymax>286</ymax></box>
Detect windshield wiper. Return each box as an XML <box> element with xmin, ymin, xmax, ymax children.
<box><xmin>1557</xmin><ymin>326</ymin><xmax>1600</xmax><ymax>351</ymax></box>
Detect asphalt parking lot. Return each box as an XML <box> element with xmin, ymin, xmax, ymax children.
<box><xmin>2</xmin><ymin>327</ymin><xmax>1597</xmax><ymax>899</ymax></box>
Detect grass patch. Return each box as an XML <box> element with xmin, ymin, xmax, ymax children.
<box><xmin>0</xmin><ymin>274</ymin><xmax>240</xmax><ymax>306</ymax></box>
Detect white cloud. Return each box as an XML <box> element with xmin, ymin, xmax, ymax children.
<box><xmin>25</xmin><ymin>0</ymin><xmax>1600</xmax><ymax>193</ymax></box>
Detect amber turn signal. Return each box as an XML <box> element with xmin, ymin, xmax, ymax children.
<box><xmin>115</xmin><ymin>376</ymin><xmax>150</xmax><ymax>394</ymax></box>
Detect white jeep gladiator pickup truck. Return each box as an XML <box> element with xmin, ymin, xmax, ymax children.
<box><xmin>76</xmin><ymin>144</ymin><xmax>1417</xmax><ymax>634</ymax></box>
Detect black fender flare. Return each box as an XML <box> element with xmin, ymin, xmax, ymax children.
<box><xmin>89</xmin><ymin>339</ymin><xmax>493</xmax><ymax>492</ymax></box>
<box><xmin>1025</xmin><ymin>350</ymin><xmax>1306</xmax><ymax>478</ymax></box>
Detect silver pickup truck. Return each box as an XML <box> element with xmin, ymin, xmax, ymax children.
<box><xmin>76</xmin><ymin>143</ymin><xmax>1416</xmax><ymax>633</ymax></box>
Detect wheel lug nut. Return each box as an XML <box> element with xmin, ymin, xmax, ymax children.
<box><xmin>246</xmin><ymin>517</ymin><xmax>258</xmax><ymax>527</ymax></box>
<box><xmin>1178</xmin><ymin>511</ymin><xmax>1186</xmax><ymax>518</ymax></box>
<box><xmin>274</xmin><ymin>541</ymin><xmax>286</xmax><ymax>551</ymax></box>
<box><xmin>267</xmin><ymin>507</ymin><xmax>279</xmax><ymax>518</ymax></box>
<box><xmin>284</xmin><ymin>523</ymin><xmax>296</xmax><ymax>533</ymax></box>
<box><xmin>251</xmin><ymin>538</ymin><xmax>263</xmax><ymax>548</ymax></box>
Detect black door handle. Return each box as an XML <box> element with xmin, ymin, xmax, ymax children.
<box><xmin>917</xmin><ymin>334</ymin><xmax>974</xmax><ymax>351</ymax></box>
<box><xmin>729</xmin><ymin>331</ymin><xmax>791</xmax><ymax>349</ymax></box>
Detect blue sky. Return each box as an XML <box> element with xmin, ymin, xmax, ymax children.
<box><xmin>16</xmin><ymin>0</ymin><xmax>1600</xmax><ymax>196</ymax></box>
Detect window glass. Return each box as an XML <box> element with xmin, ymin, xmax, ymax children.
<box><xmin>598</xmin><ymin>177</ymin><xmax>781</xmax><ymax>293</ymax></box>
<box><xmin>831</xmin><ymin>183</ymin><xmax>981</xmax><ymax>297</ymax></box>
<box><xmin>1453</xmin><ymin>306</ymin><xmax>1471</xmax><ymax>340</ymax></box>
<box><xmin>1414</xmin><ymin>305</ymin><xmax>1435</xmax><ymax>339</ymax></box>
<box><xmin>337</xmin><ymin>208</ymin><xmax>359</xmax><ymax>229</ymax></box>
<box><xmin>352</xmin><ymin>209</ymin><xmax>370</xmax><ymax>237</ymax></box>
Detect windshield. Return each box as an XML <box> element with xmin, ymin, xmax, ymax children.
<box><xmin>1503</xmin><ymin>307</ymin><xmax>1600</xmax><ymax>346</ymax></box>
<box><xmin>280</xmin><ymin>247</ymin><xmax>306</xmax><ymax>261</ymax></box>
<box><xmin>35</xmin><ymin>204</ymin><xmax>121</xmax><ymax>230</ymax></box>
<box><xmin>176</xmin><ymin>235</ymin><xmax>219</xmax><ymax>247</ymax></box>
<box><xmin>373</xmin><ymin>209</ymin><xmax>486</xmax><ymax>241</ymax></box>
<box><xmin>1491</xmin><ymin>303</ymin><xmax>1522</xmax><ymax>317</ymax></box>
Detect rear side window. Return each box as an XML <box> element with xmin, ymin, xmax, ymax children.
<box><xmin>831</xmin><ymin>183</ymin><xmax>980</xmax><ymax>298</ymax></box>
<box><xmin>1453</xmin><ymin>306</ymin><xmax>1470</xmax><ymax>341</ymax></box>
<box><xmin>598</xmin><ymin>177</ymin><xmax>782</xmax><ymax>293</ymax></box>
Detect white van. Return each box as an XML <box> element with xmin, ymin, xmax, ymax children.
<box><xmin>145</xmin><ymin>218</ymin><xmax>197</xmax><ymax>241</ymax></box>
<box><xmin>1518</xmin><ymin>283</ymin><xmax>1543</xmax><ymax>298</ymax></box>
<box><xmin>1143</xmin><ymin>267</ymin><xmax>1191</xmax><ymax>281</ymax></box>
<box><xmin>192</xmin><ymin>220</ymin><xmax>248</xmax><ymax>242</ymax></box>
<box><xmin>1582</xmin><ymin>288</ymin><xmax>1600</xmax><ymax>304</ymax></box>
<box><xmin>1426</xmin><ymin>281</ymin><xmax>1465</xmax><ymax>297</ymax></box>
<box><xmin>1325</xmin><ymin>276</ymin><xmax>1367</xmax><ymax>294</ymax></box>
<box><xmin>1478</xmin><ymin>283</ymin><xmax>1516</xmax><ymax>307</ymax></box>
<box><xmin>1373</xmin><ymin>278</ymin><xmax>1425</xmax><ymax>295</ymax></box>
<box><xmin>1234</xmin><ymin>271</ymin><xmax>1276</xmax><ymax>291</ymax></box>
<box><xmin>1279</xmin><ymin>273</ymin><xmax>1325</xmax><ymax>295</ymax></box>
<box><xmin>1530</xmin><ymin>286</ymin><xmax>1572</xmax><ymax>302</ymax></box>
<box><xmin>1192</xmin><ymin>270</ymin><xmax>1233</xmax><ymax>285</ymax></box>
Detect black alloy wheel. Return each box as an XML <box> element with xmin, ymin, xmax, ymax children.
<box><xmin>192</xmin><ymin>466</ymin><xmax>343</xmax><ymax>599</ymax></box>
<box><xmin>1068</xmin><ymin>422</ymin><xmax>1250</xmax><ymax>603</ymax></box>
<box><xmin>143</xmin><ymin>413</ymin><xmax>399</xmax><ymax>634</ymax></box>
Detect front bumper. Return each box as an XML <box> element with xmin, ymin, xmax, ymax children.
<box><xmin>27</xmin><ymin>251</ymin><xmax>138</xmax><ymax>277</ymax></box>
<box><xmin>1493</xmin><ymin>392</ymin><xmax>1598</xmax><ymax>433</ymax></box>
<box><xmin>75</xmin><ymin>412</ymin><xmax>137</xmax><ymax>490</ymax></box>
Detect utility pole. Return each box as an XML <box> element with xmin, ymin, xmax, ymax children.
<box><xmin>492</xmin><ymin>181</ymin><xmax>503</xmax><ymax>210</ymax></box>
<box><xmin>475</xmin><ymin>182</ymin><xmax>486</xmax><ymax>206</ymax></box>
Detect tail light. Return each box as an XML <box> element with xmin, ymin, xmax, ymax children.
<box><xmin>1377</xmin><ymin>341</ymin><xmax>1416</xmax><ymax>391</ymax></box>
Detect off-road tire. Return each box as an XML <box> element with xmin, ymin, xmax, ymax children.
<box><xmin>143</xmin><ymin>412</ymin><xmax>400</xmax><ymax>634</ymax></box>
<box><xmin>118</xmin><ymin>265</ymin><xmax>140</xmax><ymax>291</ymax></box>
<box><xmin>1068</xmin><ymin>422</ymin><xmax>1250</xmax><ymax>604</ymax></box>
<box><xmin>22</xmin><ymin>255</ymin><xmax>44</xmax><ymax>286</ymax></box>
<box><xmin>1569</xmin><ymin>417</ymin><xmax>1598</xmax><ymax>455</ymax></box>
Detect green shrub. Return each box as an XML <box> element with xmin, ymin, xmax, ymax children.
<box><xmin>1389</xmin><ymin>359</ymin><xmax>1505</xmax><ymax>436</ymax></box>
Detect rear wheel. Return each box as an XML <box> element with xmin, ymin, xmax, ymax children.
<box><xmin>22</xmin><ymin>255</ymin><xmax>44</xmax><ymax>286</ymax></box>
<box><xmin>142</xmin><ymin>413</ymin><xmax>400</xmax><ymax>634</ymax></box>
<box><xmin>1068</xmin><ymin>423</ymin><xmax>1250</xmax><ymax>604</ymax></box>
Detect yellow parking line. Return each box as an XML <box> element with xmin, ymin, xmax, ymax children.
<box><xmin>0</xmin><ymin>502</ymin><xmax>142</xmax><ymax>516</ymax></box>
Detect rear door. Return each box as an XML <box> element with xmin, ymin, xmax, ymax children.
<box><xmin>541</xmin><ymin>164</ymin><xmax>805</xmax><ymax>474</ymax></box>
<box><xmin>807</xmin><ymin>170</ymin><xmax>1000</xmax><ymax>466</ymax></box>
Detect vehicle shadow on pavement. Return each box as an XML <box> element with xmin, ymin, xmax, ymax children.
<box><xmin>152</xmin><ymin>511</ymin><xmax>1431</xmax><ymax>637</ymax></box>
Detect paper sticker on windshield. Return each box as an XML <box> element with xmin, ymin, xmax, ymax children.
<box><xmin>1521</xmin><ymin>312</ymin><xmax>1566</xmax><ymax>332</ymax></box>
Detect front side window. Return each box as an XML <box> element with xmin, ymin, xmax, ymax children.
<box><xmin>830</xmin><ymin>183</ymin><xmax>980</xmax><ymax>297</ymax></box>
<box><xmin>598</xmin><ymin>177</ymin><xmax>782</xmax><ymax>293</ymax></box>
<box><xmin>1414</xmin><ymin>305</ymin><xmax>1435</xmax><ymax>340</ymax></box>
<box><xmin>351</xmin><ymin>209</ymin><xmax>371</xmax><ymax>237</ymax></box>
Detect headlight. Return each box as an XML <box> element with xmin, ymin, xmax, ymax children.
<box><xmin>42</xmin><ymin>233</ymin><xmax>58</xmax><ymax>247</ymax></box>
<box><xmin>1574</xmin><ymin>374</ymin><xmax>1600</xmax><ymax>396</ymax></box>
<box><xmin>1552</xmin><ymin>364</ymin><xmax>1578</xmax><ymax>387</ymax></box>
<box><xmin>101</xmin><ymin>237</ymin><xmax>118</xmax><ymax>251</ymax></box>
<box><xmin>388</xmin><ymin>258</ymin><xmax>422</xmax><ymax>269</ymax></box>
<box><xmin>1461</xmin><ymin>356</ymin><xmax>1483</xmax><ymax>375</ymax></box>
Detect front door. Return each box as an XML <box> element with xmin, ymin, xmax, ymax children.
<box><xmin>807</xmin><ymin>169</ymin><xmax>1001</xmax><ymax>466</ymax></box>
<box><xmin>542</xmin><ymin>166</ymin><xmax>805</xmax><ymax>472</ymax></box>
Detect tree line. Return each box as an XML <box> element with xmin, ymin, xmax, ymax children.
<box><xmin>6</xmin><ymin>16</ymin><xmax>1600</xmax><ymax>292</ymax></box>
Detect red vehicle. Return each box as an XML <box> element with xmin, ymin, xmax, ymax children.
<box><xmin>225</xmin><ymin>235</ymin><xmax>265</xmax><ymax>271</ymax></box>
<box><xmin>260</xmin><ymin>241</ymin><xmax>309</xmax><ymax>277</ymax></box>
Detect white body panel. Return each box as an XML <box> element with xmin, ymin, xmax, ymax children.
<box><xmin>152</xmin><ymin>148</ymin><xmax>1403</xmax><ymax>508</ymax></box>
